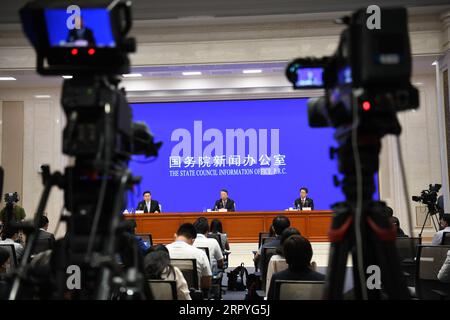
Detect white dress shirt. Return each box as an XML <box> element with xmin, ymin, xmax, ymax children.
<box><xmin>160</xmin><ymin>266</ymin><xmax>192</xmax><ymax>300</ymax></box>
<box><xmin>193</xmin><ymin>234</ymin><xmax>224</xmax><ymax>273</ymax></box>
<box><xmin>0</xmin><ymin>238</ymin><xmax>24</xmax><ymax>261</ymax></box>
<box><xmin>166</xmin><ymin>240</ymin><xmax>212</xmax><ymax>287</ymax></box>
<box><xmin>432</xmin><ymin>226</ymin><xmax>450</xmax><ymax>245</ymax></box>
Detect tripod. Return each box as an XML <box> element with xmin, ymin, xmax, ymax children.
<box><xmin>8</xmin><ymin>76</ymin><xmax>152</xmax><ymax>300</ymax></box>
<box><xmin>324</xmin><ymin>133</ymin><xmax>410</xmax><ymax>300</ymax></box>
<box><xmin>418</xmin><ymin>206</ymin><xmax>440</xmax><ymax>238</ymax></box>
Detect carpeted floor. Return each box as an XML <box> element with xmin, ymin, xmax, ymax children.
<box><xmin>220</xmin><ymin>266</ymin><xmax>355</xmax><ymax>300</ymax></box>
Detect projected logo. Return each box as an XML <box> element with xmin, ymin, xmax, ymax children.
<box><xmin>168</xmin><ymin>121</ymin><xmax>287</xmax><ymax>177</ymax></box>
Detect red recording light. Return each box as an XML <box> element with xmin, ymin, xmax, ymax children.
<box><xmin>88</xmin><ymin>48</ymin><xmax>96</xmax><ymax>55</ymax></box>
<box><xmin>362</xmin><ymin>101</ymin><xmax>371</xmax><ymax>111</ymax></box>
<box><xmin>71</xmin><ymin>48</ymin><xmax>78</xmax><ymax>55</ymax></box>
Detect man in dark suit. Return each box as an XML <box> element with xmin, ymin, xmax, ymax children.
<box><xmin>66</xmin><ymin>17</ymin><xmax>96</xmax><ymax>46</ymax></box>
<box><xmin>37</xmin><ymin>215</ymin><xmax>56</xmax><ymax>249</ymax></box>
<box><xmin>294</xmin><ymin>187</ymin><xmax>314</xmax><ymax>210</ymax></box>
<box><xmin>214</xmin><ymin>189</ymin><xmax>235</xmax><ymax>212</ymax></box>
<box><xmin>137</xmin><ymin>191</ymin><xmax>161</xmax><ymax>213</ymax></box>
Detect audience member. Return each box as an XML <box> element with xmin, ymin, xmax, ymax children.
<box><xmin>37</xmin><ymin>215</ymin><xmax>56</xmax><ymax>248</ymax></box>
<box><xmin>267</xmin><ymin>235</ymin><xmax>325</xmax><ymax>300</ymax></box>
<box><xmin>265</xmin><ymin>227</ymin><xmax>300</xmax><ymax>293</ymax></box>
<box><xmin>438</xmin><ymin>249</ymin><xmax>450</xmax><ymax>283</ymax></box>
<box><xmin>209</xmin><ymin>219</ymin><xmax>230</xmax><ymax>251</ymax></box>
<box><xmin>129</xmin><ymin>220</ymin><xmax>150</xmax><ymax>254</ymax></box>
<box><xmin>268</xmin><ymin>224</ymin><xmax>276</xmax><ymax>238</ymax></box>
<box><xmin>0</xmin><ymin>247</ymin><xmax>10</xmax><ymax>299</ymax></box>
<box><xmin>193</xmin><ymin>217</ymin><xmax>223</xmax><ymax>274</ymax></box>
<box><xmin>385</xmin><ymin>206</ymin><xmax>408</xmax><ymax>238</ymax></box>
<box><xmin>391</xmin><ymin>216</ymin><xmax>408</xmax><ymax>238</ymax></box>
<box><xmin>255</xmin><ymin>215</ymin><xmax>290</xmax><ymax>273</ymax></box>
<box><xmin>0</xmin><ymin>247</ymin><xmax>9</xmax><ymax>274</ymax></box>
<box><xmin>166</xmin><ymin>223</ymin><xmax>212</xmax><ymax>290</ymax></box>
<box><xmin>0</xmin><ymin>226</ymin><xmax>24</xmax><ymax>261</ymax></box>
<box><xmin>432</xmin><ymin>214</ymin><xmax>450</xmax><ymax>245</ymax></box>
<box><xmin>144</xmin><ymin>244</ymin><xmax>191</xmax><ymax>300</ymax></box>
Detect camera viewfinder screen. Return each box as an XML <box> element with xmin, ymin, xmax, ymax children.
<box><xmin>44</xmin><ymin>8</ymin><xmax>115</xmax><ymax>48</ymax></box>
<box><xmin>295</xmin><ymin>67</ymin><xmax>324</xmax><ymax>88</ymax></box>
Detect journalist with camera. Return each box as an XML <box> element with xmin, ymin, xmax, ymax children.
<box><xmin>0</xmin><ymin>192</ymin><xmax>26</xmax><ymax>226</ymax></box>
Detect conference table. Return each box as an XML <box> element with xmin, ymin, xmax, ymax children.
<box><xmin>124</xmin><ymin>210</ymin><xmax>333</xmax><ymax>244</ymax></box>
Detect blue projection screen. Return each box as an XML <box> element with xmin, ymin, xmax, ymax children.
<box><xmin>130</xmin><ymin>98</ymin><xmax>372</xmax><ymax>212</ymax></box>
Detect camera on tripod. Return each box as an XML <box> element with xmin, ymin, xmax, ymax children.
<box><xmin>285</xmin><ymin>7</ymin><xmax>418</xmax><ymax>299</ymax></box>
<box><xmin>412</xmin><ymin>183</ymin><xmax>441</xmax><ymax>215</ymax></box>
<box><xmin>4</xmin><ymin>192</ymin><xmax>19</xmax><ymax>205</ymax></box>
<box><xmin>286</xmin><ymin>8</ymin><xmax>419</xmax><ymax>138</ymax></box>
<box><xmin>11</xmin><ymin>0</ymin><xmax>160</xmax><ymax>300</ymax></box>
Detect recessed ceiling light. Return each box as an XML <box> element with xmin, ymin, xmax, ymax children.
<box><xmin>34</xmin><ymin>95</ymin><xmax>51</xmax><ymax>99</ymax></box>
<box><xmin>62</xmin><ymin>75</ymin><xmax>73</xmax><ymax>79</ymax></box>
<box><xmin>242</xmin><ymin>69</ymin><xmax>262</xmax><ymax>74</ymax></box>
<box><xmin>122</xmin><ymin>73</ymin><xmax>143</xmax><ymax>78</ymax></box>
<box><xmin>182</xmin><ymin>71</ymin><xmax>202</xmax><ymax>76</ymax></box>
<box><xmin>0</xmin><ymin>77</ymin><xmax>16</xmax><ymax>81</ymax></box>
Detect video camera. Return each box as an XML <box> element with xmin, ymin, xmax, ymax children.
<box><xmin>412</xmin><ymin>184</ymin><xmax>441</xmax><ymax>215</ymax></box>
<box><xmin>12</xmin><ymin>0</ymin><xmax>160</xmax><ymax>300</ymax></box>
<box><xmin>285</xmin><ymin>7</ymin><xmax>418</xmax><ymax>299</ymax></box>
<box><xmin>286</xmin><ymin>7</ymin><xmax>419</xmax><ymax>139</ymax></box>
<box><xmin>4</xmin><ymin>192</ymin><xmax>19</xmax><ymax>205</ymax></box>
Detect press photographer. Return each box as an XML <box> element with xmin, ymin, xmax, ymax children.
<box><xmin>0</xmin><ymin>192</ymin><xmax>26</xmax><ymax>229</ymax></box>
<box><xmin>412</xmin><ymin>184</ymin><xmax>443</xmax><ymax>237</ymax></box>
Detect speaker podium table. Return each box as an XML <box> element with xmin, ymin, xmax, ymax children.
<box><xmin>124</xmin><ymin>210</ymin><xmax>333</xmax><ymax>244</ymax></box>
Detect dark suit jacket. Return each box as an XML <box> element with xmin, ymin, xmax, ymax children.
<box><xmin>214</xmin><ymin>199</ymin><xmax>235</xmax><ymax>212</ymax></box>
<box><xmin>137</xmin><ymin>200</ymin><xmax>161</xmax><ymax>213</ymax></box>
<box><xmin>67</xmin><ymin>27</ymin><xmax>96</xmax><ymax>46</ymax></box>
<box><xmin>294</xmin><ymin>197</ymin><xmax>314</xmax><ymax>210</ymax></box>
<box><xmin>37</xmin><ymin>229</ymin><xmax>56</xmax><ymax>249</ymax></box>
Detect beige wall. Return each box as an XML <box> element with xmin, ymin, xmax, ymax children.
<box><xmin>1</xmin><ymin>101</ymin><xmax>24</xmax><ymax>206</ymax></box>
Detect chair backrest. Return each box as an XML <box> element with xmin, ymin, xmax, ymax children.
<box><xmin>197</xmin><ymin>247</ymin><xmax>211</xmax><ymax>264</ymax></box>
<box><xmin>262</xmin><ymin>237</ymin><xmax>276</xmax><ymax>246</ymax></box>
<box><xmin>396</xmin><ymin>237</ymin><xmax>421</xmax><ymax>262</ymax></box>
<box><xmin>0</xmin><ymin>244</ymin><xmax>18</xmax><ymax>272</ymax></box>
<box><xmin>274</xmin><ymin>280</ymin><xmax>325</xmax><ymax>300</ymax></box>
<box><xmin>170</xmin><ymin>258</ymin><xmax>199</xmax><ymax>290</ymax></box>
<box><xmin>442</xmin><ymin>232</ymin><xmax>450</xmax><ymax>245</ymax></box>
<box><xmin>258</xmin><ymin>232</ymin><xmax>271</xmax><ymax>248</ymax></box>
<box><xmin>148</xmin><ymin>280</ymin><xmax>177</xmax><ymax>300</ymax></box>
<box><xmin>33</xmin><ymin>238</ymin><xmax>53</xmax><ymax>255</ymax></box>
<box><xmin>416</xmin><ymin>245</ymin><xmax>450</xmax><ymax>299</ymax></box>
<box><xmin>207</xmin><ymin>233</ymin><xmax>224</xmax><ymax>252</ymax></box>
<box><xmin>137</xmin><ymin>234</ymin><xmax>153</xmax><ymax>247</ymax></box>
